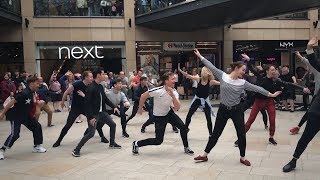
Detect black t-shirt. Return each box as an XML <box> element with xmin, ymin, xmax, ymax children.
<box><xmin>195</xmin><ymin>80</ymin><xmax>210</xmax><ymax>98</ymax></box>
<box><xmin>8</xmin><ymin>87</ymin><xmax>35</xmax><ymax>120</ymax></box>
<box><xmin>71</xmin><ymin>81</ymin><xmax>87</xmax><ymax>110</ymax></box>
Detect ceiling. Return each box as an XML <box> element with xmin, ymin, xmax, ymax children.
<box><xmin>135</xmin><ymin>0</ymin><xmax>320</xmax><ymax>32</ymax></box>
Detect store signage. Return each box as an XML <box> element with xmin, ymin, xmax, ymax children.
<box><xmin>163</xmin><ymin>42</ymin><xmax>195</xmax><ymax>51</ymax></box>
<box><xmin>267</xmin><ymin>58</ymin><xmax>276</xmax><ymax>61</ymax></box>
<box><xmin>58</xmin><ymin>46</ymin><xmax>104</xmax><ymax>59</ymax></box>
<box><xmin>279</xmin><ymin>42</ymin><xmax>294</xmax><ymax>48</ymax></box>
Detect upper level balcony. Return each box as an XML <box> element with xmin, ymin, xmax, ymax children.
<box><xmin>135</xmin><ymin>0</ymin><xmax>320</xmax><ymax>32</ymax></box>
<box><xmin>0</xmin><ymin>0</ymin><xmax>21</xmax><ymax>24</ymax></box>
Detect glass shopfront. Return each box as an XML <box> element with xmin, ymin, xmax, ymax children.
<box><xmin>36</xmin><ymin>42</ymin><xmax>125</xmax><ymax>82</ymax></box>
<box><xmin>0</xmin><ymin>0</ymin><xmax>21</xmax><ymax>15</ymax></box>
<box><xmin>136</xmin><ymin>41</ymin><xmax>222</xmax><ymax>77</ymax></box>
<box><xmin>0</xmin><ymin>42</ymin><xmax>24</xmax><ymax>78</ymax></box>
<box><xmin>34</xmin><ymin>0</ymin><xmax>124</xmax><ymax>17</ymax></box>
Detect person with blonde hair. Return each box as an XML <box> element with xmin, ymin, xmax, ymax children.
<box><xmin>178</xmin><ymin>65</ymin><xmax>220</xmax><ymax>135</ymax></box>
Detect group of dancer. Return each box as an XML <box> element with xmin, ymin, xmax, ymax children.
<box><xmin>0</xmin><ymin>37</ymin><xmax>319</xmax><ymax>173</ymax></box>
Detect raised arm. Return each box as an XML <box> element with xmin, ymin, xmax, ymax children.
<box><xmin>194</xmin><ymin>49</ymin><xmax>224</xmax><ymax>80</ymax></box>
<box><xmin>178</xmin><ymin>67</ymin><xmax>200</xmax><ymax>81</ymax></box>
<box><xmin>241</xmin><ymin>53</ymin><xmax>263</xmax><ymax>79</ymax></box>
<box><xmin>306</xmin><ymin>36</ymin><xmax>320</xmax><ymax>72</ymax></box>
<box><xmin>244</xmin><ymin>81</ymin><xmax>281</xmax><ymax>98</ymax></box>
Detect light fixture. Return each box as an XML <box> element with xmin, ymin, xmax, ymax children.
<box><xmin>25</xmin><ymin>18</ymin><xmax>29</xmax><ymax>28</ymax></box>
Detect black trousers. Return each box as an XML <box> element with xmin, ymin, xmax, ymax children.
<box><xmin>242</xmin><ymin>95</ymin><xmax>268</xmax><ymax>126</ymax></box>
<box><xmin>126</xmin><ymin>101</ymin><xmax>140</xmax><ymax>122</ymax></box>
<box><xmin>94</xmin><ymin>103</ymin><xmax>129</xmax><ymax>137</ymax></box>
<box><xmin>205</xmin><ymin>104</ymin><xmax>246</xmax><ymax>157</ymax></box>
<box><xmin>76</xmin><ymin>112</ymin><xmax>116</xmax><ymax>151</ymax></box>
<box><xmin>56</xmin><ymin>108</ymin><xmax>83</xmax><ymax>143</ymax></box>
<box><xmin>298</xmin><ymin>95</ymin><xmax>316</xmax><ymax>127</ymax></box>
<box><xmin>293</xmin><ymin>95</ymin><xmax>320</xmax><ymax>159</ymax></box>
<box><xmin>4</xmin><ymin>118</ymin><xmax>43</xmax><ymax>148</ymax></box>
<box><xmin>137</xmin><ymin>109</ymin><xmax>189</xmax><ymax>148</ymax></box>
<box><xmin>185</xmin><ymin>99</ymin><xmax>212</xmax><ymax>135</ymax></box>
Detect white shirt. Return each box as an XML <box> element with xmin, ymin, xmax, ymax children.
<box><xmin>149</xmin><ymin>86</ymin><xmax>179</xmax><ymax>116</ymax></box>
<box><xmin>192</xmin><ymin>74</ymin><xmax>199</xmax><ymax>88</ymax></box>
<box><xmin>99</xmin><ymin>93</ymin><xmax>102</xmax><ymax>112</ymax></box>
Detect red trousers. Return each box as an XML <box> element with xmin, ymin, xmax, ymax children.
<box><xmin>245</xmin><ymin>98</ymin><xmax>276</xmax><ymax>136</ymax></box>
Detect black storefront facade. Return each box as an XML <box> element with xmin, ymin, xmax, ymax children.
<box><xmin>35</xmin><ymin>42</ymin><xmax>126</xmax><ymax>82</ymax></box>
<box><xmin>0</xmin><ymin>42</ymin><xmax>24</xmax><ymax>77</ymax></box>
<box><xmin>233</xmin><ymin>40</ymin><xmax>309</xmax><ymax>75</ymax></box>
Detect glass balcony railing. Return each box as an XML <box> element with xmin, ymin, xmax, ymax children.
<box><xmin>0</xmin><ymin>0</ymin><xmax>21</xmax><ymax>15</ymax></box>
<box><xmin>266</xmin><ymin>11</ymin><xmax>308</xmax><ymax>20</ymax></box>
<box><xmin>34</xmin><ymin>0</ymin><xmax>124</xmax><ymax>17</ymax></box>
<box><xmin>135</xmin><ymin>0</ymin><xmax>188</xmax><ymax>15</ymax></box>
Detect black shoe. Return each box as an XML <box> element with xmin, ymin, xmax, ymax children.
<box><xmin>141</xmin><ymin>127</ymin><xmax>145</xmax><ymax>133</ymax></box>
<box><xmin>52</xmin><ymin>141</ymin><xmax>60</xmax><ymax>148</ymax></box>
<box><xmin>101</xmin><ymin>137</ymin><xmax>109</xmax><ymax>143</ymax></box>
<box><xmin>283</xmin><ymin>160</ymin><xmax>296</xmax><ymax>172</ymax></box>
<box><xmin>122</xmin><ymin>132</ymin><xmax>129</xmax><ymax>138</ymax></box>
<box><xmin>173</xmin><ymin>127</ymin><xmax>179</xmax><ymax>133</ymax></box>
<box><xmin>184</xmin><ymin>147</ymin><xmax>194</xmax><ymax>155</ymax></box>
<box><xmin>132</xmin><ymin>141</ymin><xmax>139</xmax><ymax>155</ymax></box>
<box><xmin>234</xmin><ymin>140</ymin><xmax>239</xmax><ymax>147</ymax></box>
<box><xmin>109</xmin><ymin>142</ymin><xmax>122</xmax><ymax>149</ymax></box>
<box><xmin>269</xmin><ymin>138</ymin><xmax>277</xmax><ymax>145</ymax></box>
<box><xmin>72</xmin><ymin>149</ymin><xmax>80</xmax><ymax>157</ymax></box>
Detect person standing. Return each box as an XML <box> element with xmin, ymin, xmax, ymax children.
<box><xmin>279</xmin><ymin>66</ymin><xmax>297</xmax><ymax>112</ymax></box>
<box><xmin>72</xmin><ymin>68</ymin><xmax>121</xmax><ymax>157</ymax></box>
<box><xmin>192</xmin><ymin>49</ymin><xmax>281</xmax><ymax>166</ymax></box>
<box><xmin>1</xmin><ymin>73</ymin><xmax>16</xmax><ymax>105</ymax></box>
<box><xmin>282</xmin><ymin>37</ymin><xmax>320</xmax><ymax>172</ymax></box>
<box><xmin>178</xmin><ymin>66</ymin><xmax>220</xmax><ymax>135</ymax></box>
<box><xmin>0</xmin><ymin>76</ymin><xmax>46</xmax><ymax>160</ymax></box>
<box><xmin>49</xmin><ymin>71</ymin><xmax>62</xmax><ymax>112</ymax></box>
<box><xmin>52</xmin><ymin>71</ymin><xmax>93</xmax><ymax>147</ymax></box>
<box><xmin>132</xmin><ymin>72</ymin><xmax>194</xmax><ymax>156</ymax></box>
<box><xmin>35</xmin><ymin>76</ymin><xmax>53</xmax><ymax>127</ymax></box>
<box><xmin>290</xmin><ymin>51</ymin><xmax>320</xmax><ymax>135</ymax></box>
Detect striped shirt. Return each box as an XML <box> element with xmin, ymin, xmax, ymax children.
<box><xmin>201</xmin><ymin>57</ymin><xmax>270</xmax><ymax>107</ymax></box>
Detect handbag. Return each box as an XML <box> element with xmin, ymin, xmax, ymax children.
<box><xmin>100</xmin><ymin>0</ymin><xmax>107</xmax><ymax>7</ymax></box>
<box><xmin>177</xmin><ymin>86</ymin><xmax>185</xmax><ymax>95</ymax></box>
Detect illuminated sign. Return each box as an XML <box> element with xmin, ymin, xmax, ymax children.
<box><xmin>163</xmin><ymin>42</ymin><xmax>195</xmax><ymax>51</ymax></box>
<box><xmin>267</xmin><ymin>58</ymin><xmax>276</xmax><ymax>61</ymax></box>
<box><xmin>279</xmin><ymin>42</ymin><xmax>294</xmax><ymax>48</ymax></box>
<box><xmin>58</xmin><ymin>46</ymin><xmax>104</xmax><ymax>59</ymax></box>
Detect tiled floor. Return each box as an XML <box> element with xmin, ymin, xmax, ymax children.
<box><xmin>0</xmin><ymin>100</ymin><xmax>319</xmax><ymax>180</ymax></box>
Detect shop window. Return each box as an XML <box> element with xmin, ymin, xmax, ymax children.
<box><xmin>0</xmin><ymin>0</ymin><xmax>21</xmax><ymax>15</ymax></box>
<box><xmin>34</xmin><ymin>0</ymin><xmax>124</xmax><ymax>17</ymax></box>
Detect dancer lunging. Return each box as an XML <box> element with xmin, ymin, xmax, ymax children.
<box><xmin>72</xmin><ymin>68</ymin><xmax>121</xmax><ymax>157</ymax></box>
<box><xmin>132</xmin><ymin>72</ymin><xmax>194</xmax><ymax>156</ymax></box>
<box><xmin>53</xmin><ymin>71</ymin><xmax>94</xmax><ymax>147</ymax></box>
<box><xmin>289</xmin><ymin>51</ymin><xmax>320</xmax><ymax>135</ymax></box>
<box><xmin>178</xmin><ymin>66</ymin><xmax>220</xmax><ymax>135</ymax></box>
<box><xmin>0</xmin><ymin>76</ymin><xmax>46</xmax><ymax>160</ymax></box>
<box><xmin>283</xmin><ymin>37</ymin><xmax>320</xmax><ymax>172</ymax></box>
<box><xmin>192</xmin><ymin>49</ymin><xmax>281</xmax><ymax>166</ymax></box>
<box><xmin>235</xmin><ymin>54</ymin><xmax>310</xmax><ymax>146</ymax></box>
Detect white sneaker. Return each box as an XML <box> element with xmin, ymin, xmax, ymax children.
<box><xmin>0</xmin><ymin>150</ymin><xmax>4</xmax><ymax>160</ymax></box>
<box><xmin>32</xmin><ymin>145</ymin><xmax>47</xmax><ymax>153</ymax></box>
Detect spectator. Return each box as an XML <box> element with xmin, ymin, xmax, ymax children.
<box><xmin>147</xmin><ymin>73</ymin><xmax>158</xmax><ymax>89</ymax></box>
<box><xmin>280</xmin><ymin>66</ymin><xmax>297</xmax><ymax>112</ymax></box>
<box><xmin>35</xmin><ymin>76</ymin><xmax>53</xmax><ymax>127</ymax></box>
<box><xmin>49</xmin><ymin>71</ymin><xmax>62</xmax><ymax>112</ymax></box>
<box><xmin>191</xmin><ymin>68</ymin><xmax>199</xmax><ymax>96</ymax></box>
<box><xmin>119</xmin><ymin>71</ymin><xmax>129</xmax><ymax>96</ymax></box>
<box><xmin>1</xmin><ymin>73</ymin><xmax>16</xmax><ymax>105</ymax></box>
<box><xmin>180</xmin><ymin>67</ymin><xmax>191</xmax><ymax>100</ymax></box>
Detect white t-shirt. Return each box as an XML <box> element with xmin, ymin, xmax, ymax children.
<box><xmin>148</xmin><ymin>86</ymin><xmax>179</xmax><ymax>116</ymax></box>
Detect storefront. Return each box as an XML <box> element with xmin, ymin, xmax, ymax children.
<box><xmin>136</xmin><ymin>41</ymin><xmax>222</xmax><ymax>77</ymax></box>
<box><xmin>0</xmin><ymin>42</ymin><xmax>24</xmax><ymax>77</ymax></box>
<box><xmin>35</xmin><ymin>42</ymin><xmax>125</xmax><ymax>81</ymax></box>
<box><xmin>233</xmin><ymin>40</ymin><xmax>309</xmax><ymax>73</ymax></box>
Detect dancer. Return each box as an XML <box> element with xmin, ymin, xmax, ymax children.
<box><xmin>132</xmin><ymin>72</ymin><xmax>194</xmax><ymax>156</ymax></box>
<box><xmin>241</xmin><ymin>63</ymin><xmax>268</xmax><ymax>130</ymax></box>
<box><xmin>72</xmin><ymin>68</ymin><xmax>121</xmax><ymax>157</ymax></box>
<box><xmin>283</xmin><ymin>37</ymin><xmax>320</xmax><ymax>172</ymax></box>
<box><xmin>235</xmin><ymin>54</ymin><xmax>310</xmax><ymax>146</ymax></box>
<box><xmin>290</xmin><ymin>51</ymin><xmax>320</xmax><ymax>135</ymax></box>
<box><xmin>0</xmin><ymin>76</ymin><xmax>46</xmax><ymax>160</ymax></box>
<box><xmin>52</xmin><ymin>71</ymin><xmax>93</xmax><ymax>147</ymax></box>
<box><xmin>92</xmin><ymin>78</ymin><xmax>131</xmax><ymax>138</ymax></box>
<box><xmin>192</xmin><ymin>49</ymin><xmax>281</xmax><ymax>166</ymax></box>
<box><xmin>178</xmin><ymin>65</ymin><xmax>220</xmax><ymax>135</ymax></box>
<box><xmin>126</xmin><ymin>76</ymin><xmax>149</xmax><ymax>123</ymax></box>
